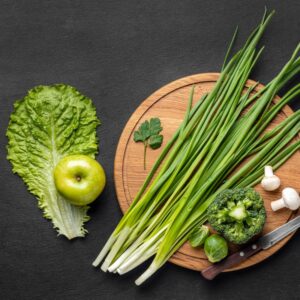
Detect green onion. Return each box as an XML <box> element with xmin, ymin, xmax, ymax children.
<box><xmin>93</xmin><ymin>10</ymin><xmax>300</xmax><ymax>285</ymax></box>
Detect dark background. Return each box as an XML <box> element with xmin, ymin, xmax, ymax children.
<box><xmin>0</xmin><ymin>1</ymin><xmax>299</xmax><ymax>299</ymax></box>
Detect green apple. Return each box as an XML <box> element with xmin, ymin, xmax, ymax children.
<box><xmin>54</xmin><ymin>155</ymin><xmax>106</xmax><ymax>206</ymax></box>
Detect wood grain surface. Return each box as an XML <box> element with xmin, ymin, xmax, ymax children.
<box><xmin>114</xmin><ymin>73</ymin><xmax>300</xmax><ymax>272</ymax></box>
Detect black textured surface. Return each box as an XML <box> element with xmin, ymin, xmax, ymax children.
<box><xmin>0</xmin><ymin>1</ymin><xmax>299</xmax><ymax>299</ymax></box>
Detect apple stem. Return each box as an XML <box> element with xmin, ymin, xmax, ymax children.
<box><xmin>76</xmin><ymin>176</ymin><xmax>81</xmax><ymax>182</ymax></box>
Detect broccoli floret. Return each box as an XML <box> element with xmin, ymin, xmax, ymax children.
<box><xmin>207</xmin><ymin>188</ymin><xmax>266</xmax><ymax>244</ymax></box>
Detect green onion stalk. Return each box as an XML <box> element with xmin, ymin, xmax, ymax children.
<box><xmin>93</xmin><ymin>10</ymin><xmax>300</xmax><ymax>285</ymax></box>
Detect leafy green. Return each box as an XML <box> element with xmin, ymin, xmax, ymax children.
<box><xmin>149</xmin><ymin>135</ymin><xmax>163</xmax><ymax>149</ymax></box>
<box><xmin>6</xmin><ymin>84</ymin><xmax>100</xmax><ymax>239</ymax></box>
<box><xmin>189</xmin><ymin>225</ymin><xmax>210</xmax><ymax>247</ymax></box>
<box><xmin>133</xmin><ymin>118</ymin><xmax>163</xmax><ymax>169</ymax></box>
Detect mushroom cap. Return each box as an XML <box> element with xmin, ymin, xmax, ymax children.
<box><xmin>261</xmin><ymin>176</ymin><xmax>281</xmax><ymax>191</ymax></box>
<box><xmin>282</xmin><ymin>187</ymin><xmax>300</xmax><ymax>210</ymax></box>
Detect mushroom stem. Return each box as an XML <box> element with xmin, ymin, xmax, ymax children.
<box><xmin>264</xmin><ymin>165</ymin><xmax>274</xmax><ymax>177</ymax></box>
<box><xmin>271</xmin><ymin>198</ymin><xmax>285</xmax><ymax>211</ymax></box>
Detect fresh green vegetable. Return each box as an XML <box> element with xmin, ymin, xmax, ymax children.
<box><xmin>7</xmin><ymin>84</ymin><xmax>100</xmax><ymax>239</ymax></box>
<box><xmin>189</xmin><ymin>225</ymin><xmax>210</xmax><ymax>247</ymax></box>
<box><xmin>208</xmin><ymin>188</ymin><xmax>266</xmax><ymax>244</ymax></box>
<box><xmin>93</xmin><ymin>10</ymin><xmax>300</xmax><ymax>285</ymax></box>
<box><xmin>204</xmin><ymin>234</ymin><xmax>228</xmax><ymax>263</ymax></box>
<box><xmin>133</xmin><ymin>118</ymin><xmax>163</xmax><ymax>169</ymax></box>
<box><xmin>54</xmin><ymin>155</ymin><xmax>106</xmax><ymax>206</ymax></box>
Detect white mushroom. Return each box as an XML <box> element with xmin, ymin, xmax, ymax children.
<box><xmin>271</xmin><ymin>187</ymin><xmax>300</xmax><ymax>211</ymax></box>
<box><xmin>261</xmin><ymin>166</ymin><xmax>281</xmax><ymax>191</ymax></box>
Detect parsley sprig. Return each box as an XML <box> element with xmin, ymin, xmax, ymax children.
<box><xmin>133</xmin><ymin>118</ymin><xmax>163</xmax><ymax>170</ymax></box>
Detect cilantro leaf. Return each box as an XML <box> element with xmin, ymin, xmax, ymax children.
<box><xmin>149</xmin><ymin>118</ymin><xmax>162</xmax><ymax>135</ymax></box>
<box><xmin>133</xmin><ymin>131</ymin><xmax>144</xmax><ymax>142</ymax></box>
<box><xmin>140</xmin><ymin>120</ymin><xmax>151</xmax><ymax>139</ymax></box>
<box><xmin>149</xmin><ymin>134</ymin><xmax>163</xmax><ymax>149</ymax></box>
<box><xmin>133</xmin><ymin>117</ymin><xmax>163</xmax><ymax>169</ymax></box>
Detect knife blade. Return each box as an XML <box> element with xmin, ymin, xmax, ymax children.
<box><xmin>201</xmin><ymin>215</ymin><xmax>300</xmax><ymax>280</ymax></box>
<box><xmin>258</xmin><ymin>215</ymin><xmax>300</xmax><ymax>249</ymax></box>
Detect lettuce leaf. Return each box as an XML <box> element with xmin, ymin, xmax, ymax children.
<box><xmin>6</xmin><ymin>84</ymin><xmax>100</xmax><ymax>239</ymax></box>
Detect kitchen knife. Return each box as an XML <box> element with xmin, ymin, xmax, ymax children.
<box><xmin>201</xmin><ymin>215</ymin><xmax>300</xmax><ymax>280</ymax></box>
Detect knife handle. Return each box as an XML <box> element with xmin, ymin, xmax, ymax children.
<box><xmin>201</xmin><ymin>242</ymin><xmax>262</xmax><ymax>280</ymax></box>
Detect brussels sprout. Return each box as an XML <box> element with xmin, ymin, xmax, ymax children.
<box><xmin>204</xmin><ymin>234</ymin><xmax>228</xmax><ymax>263</ymax></box>
<box><xmin>189</xmin><ymin>225</ymin><xmax>210</xmax><ymax>247</ymax></box>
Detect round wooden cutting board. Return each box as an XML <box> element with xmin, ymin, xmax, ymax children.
<box><xmin>114</xmin><ymin>73</ymin><xmax>300</xmax><ymax>272</ymax></box>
